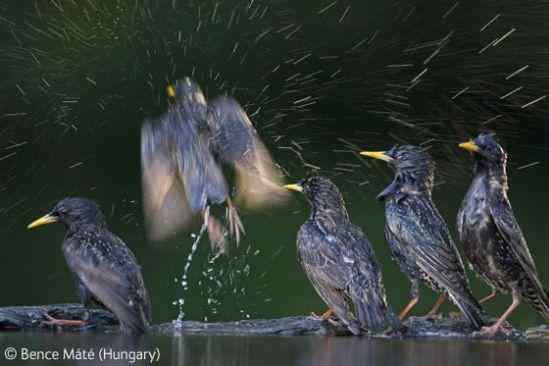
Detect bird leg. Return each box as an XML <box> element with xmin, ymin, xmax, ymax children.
<box><xmin>479</xmin><ymin>289</ymin><xmax>498</xmax><ymax>304</ymax></box>
<box><xmin>202</xmin><ymin>208</ymin><xmax>227</xmax><ymax>253</ymax></box>
<box><xmin>42</xmin><ymin>313</ymin><xmax>87</xmax><ymax>328</ymax></box>
<box><xmin>399</xmin><ymin>282</ymin><xmax>420</xmax><ymax>320</ymax></box>
<box><xmin>310</xmin><ymin>309</ymin><xmax>334</xmax><ymax>321</ymax></box>
<box><xmin>480</xmin><ymin>291</ymin><xmax>520</xmax><ymax>337</ymax></box>
<box><xmin>399</xmin><ymin>296</ymin><xmax>419</xmax><ymax>320</ymax></box>
<box><xmin>226</xmin><ymin>198</ymin><xmax>245</xmax><ymax>244</ymax></box>
<box><xmin>424</xmin><ymin>293</ymin><xmax>447</xmax><ymax>318</ymax></box>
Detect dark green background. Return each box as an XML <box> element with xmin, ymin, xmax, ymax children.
<box><xmin>0</xmin><ymin>1</ymin><xmax>548</xmax><ymax>364</ymax></box>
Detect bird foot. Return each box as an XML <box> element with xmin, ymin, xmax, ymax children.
<box><xmin>226</xmin><ymin>204</ymin><xmax>245</xmax><ymax>244</ymax></box>
<box><xmin>42</xmin><ymin>314</ymin><xmax>87</xmax><ymax>328</ymax></box>
<box><xmin>309</xmin><ymin>309</ymin><xmax>334</xmax><ymax>321</ymax></box>
<box><xmin>417</xmin><ymin>313</ymin><xmax>443</xmax><ymax>321</ymax></box>
<box><xmin>448</xmin><ymin>311</ymin><xmax>462</xmax><ymax>320</ymax></box>
<box><xmin>206</xmin><ymin>216</ymin><xmax>228</xmax><ymax>254</ymax></box>
<box><xmin>479</xmin><ymin>323</ymin><xmax>513</xmax><ymax>337</ymax></box>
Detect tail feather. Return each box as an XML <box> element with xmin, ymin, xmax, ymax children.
<box><xmin>353</xmin><ymin>294</ymin><xmax>401</xmax><ymax>333</ymax></box>
<box><xmin>523</xmin><ymin>286</ymin><xmax>549</xmax><ymax>321</ymax></box>
<box><xmin>450</xmin><ymin>293</ymin><xmax>484</xmax><ymax>330</ymax></box>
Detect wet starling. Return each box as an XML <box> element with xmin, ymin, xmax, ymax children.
<box><xmin>361</xmin><ymin>146</ymin><xmax>484</xmax><ymax>330</ymax></box>
<box><xmin>458</xmin><ymin>133</ymin><xmax>549</xmax><ymax>335</ymax></box>
<box><xmin>28</xmin><ymin>198</ymin><xmax>152</xmax><ymax>334</ymax></box>
<box><xmin>141</xmin><ymin>77</ymin><xmax>287</xmax><ymax>251</ymax></box>
<box><xmin>286</xmin><ymin>176</ymin><xmax>400</xmax><ymax>335</ymax></box>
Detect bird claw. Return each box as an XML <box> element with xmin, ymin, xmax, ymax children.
<box><xmin>417</xmin><ymin>313</ymin><xmax>443</xmax><ymax>321</ymax></box>
<box><xmin>479</xmin><ymin>323</ymin><xmax>513</xmax><ymax>337</ymax></box>
<box><xmin>226</xmin><ymin>204</ymin><xmax>245</xmax><ymax>244</ymax></box>
<box><xmin>42</xmin><ymin>313</ymin><xmax>87</xmax><ymax>328</ymax></box>
<box><xmin>206</xmin><ymin>216</ymin><xmax>228</xmax><ymax>254</ymax></box>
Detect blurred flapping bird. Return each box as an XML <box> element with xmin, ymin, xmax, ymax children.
<box><xmin>28</xmin><ymin>198</ymin><xmax>152</xmax><ymax>334</ymax></box>
<box><xmin>286</xmin><ymin>176</ymin><xmax>400</xmax><ymax>335</ymax></box>
<box><xmin>141</xmin><ymin>77</ymin><xmax>287</xmax><ymax>251</ymax></box>
<box><xmin>361</xmin><ymin>146</ymin><xmax>484</xmax><ymax>330</ymax></box>
<box><xmin>458</xmin><ymin>133</ymin><xmax>549</xmax><ymax>336</ymax></box>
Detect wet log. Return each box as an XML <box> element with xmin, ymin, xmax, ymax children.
<box><xmin>1</xmin><ymin>303</ymin><xmax>547</xmax><ymax>341</ymax></box>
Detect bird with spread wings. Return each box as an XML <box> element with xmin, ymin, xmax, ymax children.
<box><xmin>141</xmin><ymin>77</ymin><xmax>288</xmax><ymax>251</ymax></box>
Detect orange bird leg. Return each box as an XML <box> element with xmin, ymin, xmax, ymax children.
<box><xmin>226</xmin><ymin>198</ymin><xmax>245</xmax><ymax>244</ymax></box>
<box><xmin>42</xmin><ymin>313</ymin><xmax>87</xmax><ymax>327</ymax></box>
<box><xmin>311</xmin><ymin>309</ymin><xmax>333</xmax><ymax>320</ymax></box>
<box><xmin>399</xmin><ymin>296</ymin><xmax>419</xmax><ymax>320</ymax></box>
<box><xmin>479</xmin><ymin>290</ymin><xmax>497</xmax><ymax>304</ymax></box>
<box><xmin>203</xmin><ymin>208</ymin><xmax>227</xmax><ymax>253</ymax></box>
<box><xmin>481</xmin><ymin>291</ymin><xmax>520</xmax><ymax>336</ymax></box>
<box><xmin>426</xmin><ymin>293</ymin><xmax>447</xmax><ymax>317</ymax></box>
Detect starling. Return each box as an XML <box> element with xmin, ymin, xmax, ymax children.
<box><xmin>285</xmin><ymin>176</ymin><xmax>400</xmax><ymax>335</ymax></box>
<box><xmin>458</xmin><ymin>133</ymin><xmax>549</xmax><ymax>335</ymax></box>
<box><xmin>141</xmin><ymin>77</ymin><xmax>287</xmax><ymax>251</ymax></box>
<box><xmin>361</xmin><ymin>146</ymin><xmax>484</xmax><ymax>330</ymax></box>
<box><xmin>28</xmin><ymin>198</ymin><xmax>152</xmax><ymax>334</ymax></box>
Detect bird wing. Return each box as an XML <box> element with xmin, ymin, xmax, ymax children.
<box><xmin>297</xmin><ymin>222</ymin><xmax>355</xmax><ymax>312</ymax></box>
<box><xmin>385</xmin><ymin>197</ymin><xmax>472</xmax><ymax>300</ymax></box>
<box><xmin>64</xmin><ymin>233</ymin><xmax>151</xmax><ymax>332</ymax></box>
<box><xmin>489</xmin><ymin>192</ymin><xmax>547</xmax><ymax>297</ymax></box>
<box><xmin>297</xmin><ymin>221</ymin><xmax>394</xmax><ymax>331</ymax></box>
<box><xmin>141</xmin><ymin>115</ymin><xmax>193</xmax><ymax>241</ymax></box>
<box><xmin>207</xmin><ymin>96</ymin><xmax>288</xmax><ymax>209</ymax></box>
<box><xmin>342</xmin><ymin>224</ymin><xmax>396</xmax><ymax>331</ymax></box>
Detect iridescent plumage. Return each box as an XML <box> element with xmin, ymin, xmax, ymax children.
<box><xmin>287</xmin><ymin>177</ymin><xmax>400</xmax><ymax>335</ymax></box>
<box><xmin>458</xmin><ymin>133</ymin><xmax>549</xmax><ymax>335</ymax></box>
<box><xmin>361</xmin><ymin>146</ymin><xmax>484</xmax><ymax>330</ymax></box>
<box><xmin>28</xmin><ymin>198</ymin><xmax>151</xmax><ymax>334</ymax></box>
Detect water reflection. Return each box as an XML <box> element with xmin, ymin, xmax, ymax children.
<box><xmin>1</xmin><ymin>333</ymin><xmax>548</xmax><ymax>365</ymax></box>
<box><xmin>168</xmin><ymin>334</ymin><xmax>549</xmax><ymax>366</ymax></box>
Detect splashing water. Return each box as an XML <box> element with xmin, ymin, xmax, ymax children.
<box><xmin>171</xmin><ymin>208</ymin><xmax>210</xmax><ymax>327</ymax></box>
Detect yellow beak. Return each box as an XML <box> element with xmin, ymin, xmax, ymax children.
<box><xmin>166</xmin><ymin>85</ymin><xmax>176</xmax><ymax>98</ymax></box>
<box><xmin>359</xmin><ymin>151</ymin><xmax>394</xmax><ymax>162</ymax></box>
<box><xmin>284</xmin><ymin>184</ymin><xmax>303</xmax><ymax>193</ymax></box>
<box><xmin>458</xmin><ymin>141</ymin><xmax>480</xmax><ymax>153</ymax></box>
<box><xmin>27</xmin><ymin>214</ymin><xmax>58</xmax><ymax>229</ymax></box>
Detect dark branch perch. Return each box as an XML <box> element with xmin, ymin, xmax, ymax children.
<box><xmin>1</xmin><ymin>304</ymin><xmax>547</xmax><ymax>341</ymax></box>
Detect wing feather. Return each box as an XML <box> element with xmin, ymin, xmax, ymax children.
<box><xmin>64</xmin><ymin>234</ymin><xmax>151</xmax><ymax>333</ymax></box>
<box><xmin>207</xmin><ymin>96</ymin><xmax>288</xmax><ymax>209</ymax></box>
<box><xmin>489</xmin><ymin>193</ymin><xmax>548</xmax><ymax>298</ymax></box>
<box><xmin>141</xmin><ymin>116</ymin><xmax>194</xmax><ymax>241</ymax></box>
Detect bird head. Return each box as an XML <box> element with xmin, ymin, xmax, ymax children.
<box><xmin>459</xmin><ymin>133</ymin><xmax>507</xmax><ymax>165</ymax></box>
<box><xmin>28</xmin><ymin>197</ymin><xmax>105</xmax><ymax>231</ymax></box>
<box><xmin>361</xmin><ymin>145</ymin><xmax>435</xmax><ymax>196</ymax></box>
<box><xmin>166</xmin><ymin>77</ymin><xmax>207</xmax><ymax>106</ymax></box>
<box><xmin>285</xmin><ymin>176</ymin><xmax>348</xmax><ymax>219</ymax></box>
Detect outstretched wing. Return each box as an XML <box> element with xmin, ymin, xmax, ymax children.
<box><xmin>141</xmin><ymin>115</ymin><xmax>193</xmax><ymax>241</ymax></box>
<box><xmin>489</xmin><ymin>192</ymin><xmax>548</xmax><ymax>299</ymax></box>
<box><xmin>207</xmin><ymin>96</ymin><xmax>288</xmax><ymax>209</ymax></box>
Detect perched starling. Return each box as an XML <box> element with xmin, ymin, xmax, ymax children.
<box><xmin>28</xmin><ymin>198</ymin><xmax>152</xmax><ymax>334</ymax></box>
<box><xmin>361</xmin><ymin>146</ymin><xmax>484</xmax><ymax>330</ymax></box>
<box><xmin>141</xmin><ymin>77</ymin><xmax>287</xmax><ymax>251</ymax></box>
<box><xmin>458</xmin><ymin>133</ymin><xmax>549</xmax><ymax>335</ymax></box>
<box><xmin>286</xmin><ymin>176</ymin><xmax>400</xmax><ymax>335</ymax></box>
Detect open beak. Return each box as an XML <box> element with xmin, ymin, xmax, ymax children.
<box><xmin>27</xmin><ymin>214</ymin><xmax>58</xmax><ymax>229</ymax></box>
<box><xmin>166</xmin><ymin>85</ymin><xmax>176</xmax><ymax>98</ymax></box>
<box><xmin>458</xmin><ymin>141</ymin><xmax>480</xmax><ymax>153</ymax></box>
<box><xmin>359</xmin><ymin>151</ymin><xmax>395</xmax><ymax>162</ymax></box>
<box><xmin>284</xmin><ymin>184</ymin><xmax>303</xmax><ymax>193</ymax></box>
